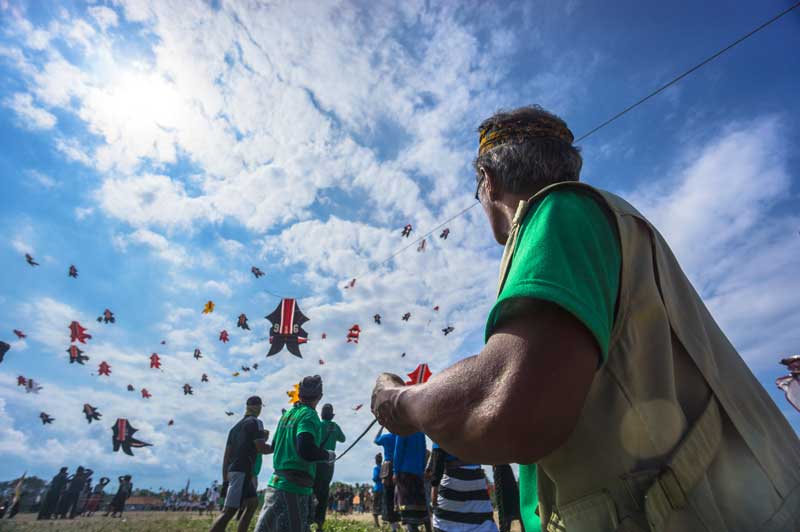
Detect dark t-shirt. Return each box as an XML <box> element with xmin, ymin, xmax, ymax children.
<box><xmin>226</xmin><ymin>416</ymin><xmax>265</xmax><ymax>474</ymax></box>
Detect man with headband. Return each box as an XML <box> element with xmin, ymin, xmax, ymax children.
<box><xmin>255</xmin><ymin>375</ymin><xmax>334</xmax><ymax>532</ymax></box>
<box><xmin>210</xmin><ymin>396</ymin><xmax>271</xmax><ymax>532</ymax></box>
<box><xmin>372</xmin><ymin>105</ymin><xmax>800</xmax><ymax>531</ymax></box>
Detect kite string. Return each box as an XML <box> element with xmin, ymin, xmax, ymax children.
<box><xmin>335</xmin><ymin>417</ymin><xmax>379</xmax><ymax>462</ymax></box>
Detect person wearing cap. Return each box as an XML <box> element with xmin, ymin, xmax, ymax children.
<box><xmin>255</xmin><ymin>375</ymin><xmax>334</xmax><ymax>532</ymax></box>
<box><xmin>312</xmin><ymin>403</ymin><xmax>346</xmax><ymax>531</ymax></box>
<box><xmin>372</xmin><ymin>105</ymin><xmax>800</xmax><ymax>532</ymax></box>
<box><xmin>210</xmin><ymin>396</ymin><xmax>271</xmax><ymax>532</ymax></box>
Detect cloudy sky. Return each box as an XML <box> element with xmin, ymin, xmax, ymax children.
<box><xmin>0</xmin><ymin>0</ymin><xmax>798</xmax><ymax>492</ymax></box>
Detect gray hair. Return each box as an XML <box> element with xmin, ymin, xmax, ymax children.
<box><xmin>474</xmin><ymin>105</ymin><xmax>582</xmax><ymax>194</ymax></box>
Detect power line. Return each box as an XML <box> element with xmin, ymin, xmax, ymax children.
<box><xmin>575</xmin><ymin>1</ymin><xmax>800</xmax><ymax>142</ymax></box>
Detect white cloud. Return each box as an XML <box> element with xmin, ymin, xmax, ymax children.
<box><xmin>88</xmin><ymin>6</ymin><xmax>119</xmax><ymax>31</ymax></box>
<box><xmin>4</xmin><ymin>92</ymin><xmax>57</xmax><ymax>130</ymax></box>
<box><xmin>627</xmin><ymin>117</ymin><xmax>798</xmax><ymax>370</ymax></box>
<box><xmin>26</xmin><ymin>169</ymin><xmax>57</xmax><ymax>189</ymax></box>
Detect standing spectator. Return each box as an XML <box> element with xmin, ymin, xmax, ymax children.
<box><xmin>105</xmin><ymin>475</ymin><xmax>133</xmax><ymax>518</ymax></box>
<box><xmin>255</xmin><ymin>375</ymin><xmax>333</xmax><ymax>532</ymax></box>
<box><xmin>84</xmin><ymin>477</ymin><xmax>109</xmax><ymax>516</ymax></box>
<box><xmin>313</xmin><ymin>403</ymin><xmax>346</xmax><ymax>531</ymax></box>
<box><xmin>58</xmin><ymin>466</ymin><xmax>89</xmax><ymax>519</ymax></box>
<box><xmin>375</xmin><ymin>427</ymin><xmax>400</xmax><ymax>531</ymax></box>
<box><xmin>372</xmin><ymin>454</ymin><xmax>384</xmax><ymax>527</ymax></box>
<box><xmin>393</xmin><ymin>432</ymin><xmax>430</xmax><ymax>532</ymax></box>
<box><xmin>38</xmin><ymin>467</ymin><xmax>68</xmax><ymax>520</ymax></box>
<box><xmin>210</xmin><ymin>396</ymin><xmax>271</xmax><ymax>532</ymax></box>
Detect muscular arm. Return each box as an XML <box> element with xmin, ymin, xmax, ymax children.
<box><xmin>375</xmin><ymin>301</ymin><xmax>597</xmax><ymax>464</ymax></box>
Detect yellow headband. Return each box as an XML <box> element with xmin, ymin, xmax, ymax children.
<box><xmin>478</xmin><ymin>121</ymin><xmax>574</xmax><ymax>155</ymax></box>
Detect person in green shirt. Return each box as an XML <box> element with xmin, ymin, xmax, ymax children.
<box><xmin>313</xmin><ymin>403</ymin><xmax>346</xmax><ymax>531</ymax></box>
<box><xmin>371</xmin><ymin>105</ymin><xmax>620</xmax><ymax>532</ymax></box>
<box><xmin>255</xmin><ymin>375</ymin><xmax>335</xmax><ymax>532</ymax></box>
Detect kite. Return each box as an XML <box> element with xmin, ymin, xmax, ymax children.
<box><xmin>202</xmin><ymin>301</ymin><xmax>215</xmax><ymax>314</ymax></box>
<box><xmin>241</xmin><ymin>365</ymin><xmax>250</xmax><ymax>372</ymax></box>
<box><xmin>201</xmin><ymin>373</ymin><xmax>208</xmax><ymax>383</ymax></box>
<box><xmin>13</xmin><ymin>329</ymin><xmax>26</xmax><ymax>339</ymax></box>
<box><xmin>252</xmin><ymin>363</ymin><xmax>259</xmax><ymax>370</ymax></box>
<box><xmin>97</xmin><ymin>309</ymin><xmax>115</xmax><ymax>324</ymax></box>
<box><xmin>25</xmin><ymin>253</ymin><xmax>39</xmax><ymax>266</ymax></box>
<box><xmin>67</xmin><ymin>345</ymin><xmax>89</xmax><ymax>365</ymax></box>
<box><xmin>127</xmin><ymin>384</ymin><xmax>134</xmax><ymax>392</ymax></box>
<box><xmin>433</xmin><ymin>306</ymin><xmax>440</xmax><ymax>312</ymax></box>
<box><xmin>232</xmin><ymin>372</ymin><xmax>240</xmax><ymax>377</ymax></box>
<box><xmin>193</xmin><ymin>348</ymin><xmax>202</xmax><ymax>360</ymax></box>
<box><xmin>374</xmin><ymin>314</ymin><xmax>382</xmax><ymax>325</ymax></box>
<box><xmin>225</xmin><ymin>411</ymin><xmax>235</xmax><ymax>416</ymax></box>
<box><xmin>68</xmin><ymin>265</ymin><xmax>78</xmax><ymax>278</ymax></box>
<box><xmin>346</xmin><ymin>324</ymin><xmax>361</xmax><ymax>344</ymax></box>
<box><xmin>776</xmin><ymin>355</ymin><xmax>800</xmax><ymax>413</ymax></box>
<box><xmin>160</xmin><ymin>340</ymin><xmax>166</xmax><ymax>345</ymax></box>
<box><xmin>183</xmin><ymin>384</ymin><xmax>193</xmax><ymax>395</ymax></box>
<box><xmin>150</xmin><ymin>353</ymin><xmax>161</xmax><ymax>369</ymax></box>
<box><xmin>83</xmin><ymin>404</ymin><xmax>102</xmax><ymax>423</ymax></box>
<box><xmin>402</xmin><ymin>313</ymin><xmax>411</xmax><ymax>322</ymax></box>
<box><xmin>168</xmin><ymin>419</ymin><xmax>174</xmax><ymax>426</ymax></box>
<box><xmin>401</xmin><ymin>352</ymin><xmax>406</xmax><ymax>358</ymax></box>
<box><xmin>98</xmin><ymin>361</ymin><xmax>111</xmax><ymax>376</ymax></box>
<box><xmin>251</xmin><ymin>266</ymin><xmax>265</xmax><ymax>278</ymax></box>
<box><xmin>344</xmin><ymin>278</ymin><xmax>357</xmax><ymax>289</ymax></box>
<box><xmin>141</xmin><ymin>389</ymin><xmax>151</xmax><ymax>399</ymax></box>
<box><xmin>318</xmin><ymin>359</ymin><xmax>325</xmax><ymax>365</ymax></box>
<box><xmin>406</xmin><ymin>363</ymin><xmax>432</xmax><ymax>385</ymax></box>
<box><xmin>237</xmin><ymin>314</ymin><xmax>250</xmax><ymax>330</ymax></box>
<box><xmin>321</xmin><ymin>333</ymin><xmax>327</xmax><ymax>340</ymax></box>
<box><xmin>353</xmin><ymin>404</ymin><xmax>363</xmax><ymax>411</ymax></box>
<box><xmin>265</xmin><ymin>299</ymin><xmax>309</xmax><ymax>358</ymax></box>
<box><xmin>112</xmin><ymin>418</ymin><xmax>152</xmax><ymax>456</ymax></box>
<box><xmin>440</xmin><ymin>228</ymin><xmax>450</xmax><ymax>239</ymax></box>
<box><xmin>286</xmin><ymin>383</ymin><xmax>300</xmax><ymax>404</ymax></box>
<box><xmin>417</xmin><ymin>239</ymin><xmax>426</xmax><ymax>252</ymax></box>
<box><xmin>40</xmin><ymin>412</ymin><xmax>54</xmax><ymax>424</ymax></box>
<box><xmin>17</xmin><ymin>375</ymin><xmax>26</xmax><ymax>386</ymax></box>
<box><xmin>69</xmin><ymin>321</ymin><xmax>92</xmax><ymax>343</ymax></box>
<box><xmin>24</xmin><ymin>378</ymin><xmax>42</xmax><ymax>393</ymax></box>
<box><xmin>442</xmin><ymin>326</ymin><xmax>454</xmax><ymax>336</ymax></box>
<box><xmin>219</xmin><ymin>330</ymin><xmax>230</xmax><ymax>343</ymax></box>
<box><xmin>401</xmin><ymin>224</ymin><xmax>412</xmax><ymax>237</ymax></box>
<box><xmin>0</xmin><ymin>341</ymin><xmax>9</xmax><ymax>363</ymax></box>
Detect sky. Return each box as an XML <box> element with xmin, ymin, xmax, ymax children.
<box><xmin>0</xmin><ymin>0</ymin><xmax>798</xmax><ymax>492</ymax></box>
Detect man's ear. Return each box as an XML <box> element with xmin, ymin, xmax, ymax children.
<box><xmin>483</xmin><ymin>167</ymin><xmax>501</xmax><ymax>201</ymax></box>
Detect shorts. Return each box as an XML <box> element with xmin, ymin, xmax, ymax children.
<box><xmin>225</xmin><ymin>472</ymin><xmax>257</xmax><ymax>509</ymax></box>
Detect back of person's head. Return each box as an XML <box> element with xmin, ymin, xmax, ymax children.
<box><xmin>375</xmin><ymin>453</ymin><xmax>382</xmax><ymax>464</ymax></box>
<box><xmin>321</xmin><ymin>403</ymin><xmax>334</xmax><ymax>420</ymax></box>
<box><xmin>299</xmin><ymin>375</ymin><xmax>323</xmax><ymax>402</ymax></box>
<box><xmin>475</xmin><ymin>105</ymin><xmax>581</xmax><ymax>196</ymax></box>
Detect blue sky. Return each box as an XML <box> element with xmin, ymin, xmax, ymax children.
<box><xmin>0</xmin><ymin>0</ymin><xmax>798</xmax><ymax>491</ymax></box>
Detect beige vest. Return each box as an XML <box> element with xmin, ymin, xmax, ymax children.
<box><xmin>497</xmin><ymin>182</ymin><xmax>800</xmax><ymax>532</ymax></box>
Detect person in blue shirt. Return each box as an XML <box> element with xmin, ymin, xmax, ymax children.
<box><xmin>394</xmin><ymin>431</ymin><xmax>430</xmax><ymax>532</ymax></box>
<box><xmin>372</xmin><ymin>453</ymin><xmax>384</xmax><ymax>527</ymax></box>
<box><xmin>375</xmin><ymin>428</ymin><xmax>400</xmax><ymax>530</ymax></box>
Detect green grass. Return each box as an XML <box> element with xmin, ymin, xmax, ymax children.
<box><xmin>3</xmin><ymin>512</ymin><xmax>389</xmax><ymax>532</ymax></box>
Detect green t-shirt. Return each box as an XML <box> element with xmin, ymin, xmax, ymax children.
<box><xmin>268</xmin><ymin>403</ymin><xmax>322</xmax><ymax>495</ymax></box>
<box><xmin>319</xmin><ymin>420</ymin><xmax>346</xmax><ymax>451</ymax></box>
<box><xmin>484</xmin><ymin>189</ymin><xmax>621</xmax><ymax>532</ymax></box>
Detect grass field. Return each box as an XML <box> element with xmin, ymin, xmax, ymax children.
<box><xmin>1</xmin><ymin>512</ymin><xmax>390</xmax><ymax>532</ymax></box>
